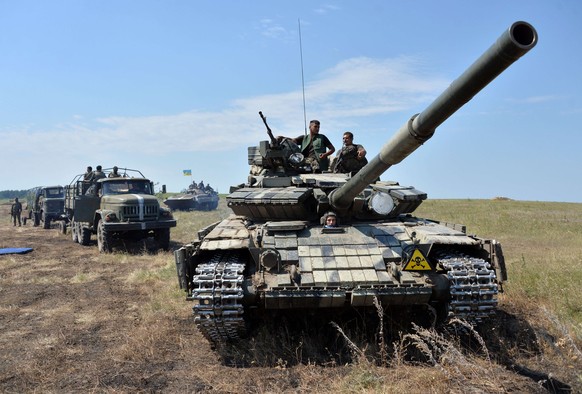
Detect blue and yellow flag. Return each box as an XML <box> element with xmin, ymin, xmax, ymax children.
<box><xmin>183</xmin><ymin>169</ymin><xmax>192</xmax><ymax>176</ymax></box>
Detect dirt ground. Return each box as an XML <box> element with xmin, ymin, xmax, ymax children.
<box><xmin>0</xmin><ymin>202</ymin><xmax>579</xmax><ymax>393</ymax></box>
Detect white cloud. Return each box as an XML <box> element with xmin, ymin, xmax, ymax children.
<box><xmin>314</xmin><ymin>4</ymin><xmax>340</xmax><ymax>14</ymax></box>
<box><xmin>0</xmin><ymin>56</ymin><xmax>446</xmax><ymax>192</ymax></box>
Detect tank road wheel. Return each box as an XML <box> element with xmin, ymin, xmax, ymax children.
<box><xmin>97</xmin><ymin>220</ymin><xmax>112</xmax><ymax>253</ymax></box>
<box><xmin>71</xmin><ymin>220</ymin><xmax>79</xmax><ymax>243</ymax></box>
<box><xmin>192</xmin><ymin>251</ymin><xmax>248</xmax><ymax>345</ymax></box>
<box><xmin>154</xmin><ymin>228</ymin><xmax>171</xmax><ymax>251</ymax></box>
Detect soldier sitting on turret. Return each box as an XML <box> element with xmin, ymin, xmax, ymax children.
<box><xmin>331</xmin><ymin>131</ymin><xmax>367</xmax><ymax>174</ymax></box>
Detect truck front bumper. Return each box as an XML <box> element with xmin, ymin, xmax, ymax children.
<box><xmin>103</xmin><ymin>219</ymin><xmax>177</xmax><ymax>232</ymax></box>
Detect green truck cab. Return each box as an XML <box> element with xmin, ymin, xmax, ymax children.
<box><xmin>64</xmin><ymin>168</ymin><xmax>176</xmax><ymax>253</ymax></box>
<box><xmin>24</xmin><ymin>186</ymin><xmax>66</xmax><ymax>229</ymax></box>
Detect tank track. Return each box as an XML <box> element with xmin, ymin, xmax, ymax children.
<box><xmin>191</xmin><ymin>252</ymin><xmax>247</xmax><ymax>344</ymax></box>
<box><xmin>436</xmin><ymin>250</ymin><xmax>499</xmax><ymax>320</ymax></box>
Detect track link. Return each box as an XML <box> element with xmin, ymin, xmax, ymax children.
<box><xmin>191</xmin><ymin>252</ymin><xmax>246</xmax><ymax>344</ymax></box>
<box><xmin>436</xmin><ymin>250</ymin><xmax>499</xmax><ymax>320</ymax></box>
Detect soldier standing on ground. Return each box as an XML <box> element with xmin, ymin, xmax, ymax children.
<box><xmin>11</xmin><ymin>198</ymin><xmax>22</xmax><ymax>226</ymax></box>
<box><xmin>286</xmin><ymin>120</ymin><xmax>336</xmax><ymax>172</ymax></box>
<box><xmin>332</xmin><ymin>131</ymin><xmax>367</xmax><ymax>174</ymax></box>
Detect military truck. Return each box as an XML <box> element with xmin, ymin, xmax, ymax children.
<box><xmin>64</xmin><ymin>168</ymin><xmax>177</xmax><ymax>253</ymax></box>
<box><xmin>24</xmin><ymin>186</ymin><xmax>66</xmax><ymax>229</ymax></box>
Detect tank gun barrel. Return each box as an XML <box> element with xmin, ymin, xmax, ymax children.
<box><xmin>330</xmin><ymin>21</ymin><xmax>537</xmax><ymax>210</ymax></box>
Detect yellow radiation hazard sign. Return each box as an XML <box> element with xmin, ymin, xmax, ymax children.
<box><xmin>403</xmin><ymin>249</ymin><xmax>432</xmax><ymax>271</ymax></box>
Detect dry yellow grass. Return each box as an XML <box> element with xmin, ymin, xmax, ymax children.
<box><xmin>0</xmin><ymin>198</ymin><xmax>580</xmax><ymax>392</ymax></box>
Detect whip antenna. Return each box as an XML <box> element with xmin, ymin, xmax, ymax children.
<box><xmin>298</xmin><ymin>18</ymin><xmax>307</xmax><ymax>135</ymax></box>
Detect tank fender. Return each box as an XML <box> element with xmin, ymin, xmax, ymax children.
<box><xmin>175</xmin><ymin>242</ymin><xmax>200</xmax><ymax>294</ymax></box>
<box><xmin>199</xmin><ymin>217</ymin><xmax>252</xmax><ymax>251</ymax></box>
<box><xmin>404</xmin><ymin>225</ymin><xmax>480</xmax><ymax>246</ymax></box>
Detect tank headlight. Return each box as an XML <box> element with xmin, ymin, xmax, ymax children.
<box><xmin>368</xmin><ymin>191</ymin><xmax>395</xmax><ymax>215</ymax></box>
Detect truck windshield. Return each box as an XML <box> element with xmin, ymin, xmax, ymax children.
<box><xmin>102</xmin><ymin>180</ymin><xmax>152</xmax><ymax>195</ymax></box>
<box><xmin>45</xmin><ymin>188</ymin><xmax>65</xmax><ymax>198</ymax></box>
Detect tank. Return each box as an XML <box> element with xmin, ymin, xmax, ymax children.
<box><xmin>163</xmin><ymin>182</ymin><xmax>219</xmax><ymax>211</ymax></box>
<box><xmin>175</xmin><ymin>21</ymin><xmax>537</xmax><ymax>345</ymax></box>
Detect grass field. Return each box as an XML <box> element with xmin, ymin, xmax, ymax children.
<box><xmin>415</xmin><ymin>199</ymin><xmax>582</xmax><ymax>334</ymax></box>
<box><xmin>1</xmin><ymin>197</ymin><xmax>580</xmax><ymax>392</ymax></box>
<box><xmin>170</xmin><ymin>197</ymin><xmax>582</xmax><ymax>391</ymax></box>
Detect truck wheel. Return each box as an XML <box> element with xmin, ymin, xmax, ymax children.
<box><xmin>155</xmin><ymin>228</ymin><xmax>171</xmax><ymax>251</ymax></box>
<box><xmin>80</xmin><ymin>226</ymin><xmax>91</xmax><ymax>246</ymax></box>
<box><xmin>71</xmin><ymin>220</ymin><xmax>79</xmax><ymax>243</ymax></box>
<box><xmin>97</xmin><ymin>220</ymin><xmax>112</xmax><ymax>253</ymax></box>
<box><xmin>59</xmin><ymin>221</ymin><xmax>67</xmax><ymax>235</ymax></box>
<box><xmin>43</xmin><ymin>215</ymin><xmax>51</xmax><ymax>229</ymax></box>
<box><xmin>33</xmin><ymin>212</ymin><xmax>40</xmax><ymax>227</ymax></box>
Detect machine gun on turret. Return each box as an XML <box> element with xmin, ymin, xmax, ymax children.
<box><xmin>259</xmin><ymin>111</ymin><xmax>279</xmax><ymax>148</ymax></box>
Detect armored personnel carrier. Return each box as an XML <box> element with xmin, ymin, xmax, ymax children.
<box><xmin>65</xmin><ymin>168</ymin><xmax>176</xmax><ymax>253</ymax></box>
<box><xmin>175</xmin><ymin>22</ymin><xmax>537</xmax><ymax>345</ymax></box>
<box><xmin>163</xmin><ymin>182</ymin><xmax>219</xmax><ymax>211</ymax></box>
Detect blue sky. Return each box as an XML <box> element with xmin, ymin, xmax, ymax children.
<box><xmin>1</xmin><ymin>1</ymin><xmax>580</xmax><ymax>202</ymax></box>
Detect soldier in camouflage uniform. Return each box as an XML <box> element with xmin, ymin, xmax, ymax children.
<box><xmin>293</xmin><ymin>120</ymin><xmax>336</xmax><ymax>172</ymax></box>
<box><xmin>11</xmin><ymin>198</ymin><xmax>22</xmax><ymax>226</ymax></box>
<box><xmin>332</xmin><ymin>131</ymin><xmax>367</xmax><ymax>174</ymax></box>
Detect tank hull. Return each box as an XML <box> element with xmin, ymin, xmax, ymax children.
<box><xmin>176</xmin><ymin>215</ymin><xmax>505</xmax><ymax>343</ymax></box>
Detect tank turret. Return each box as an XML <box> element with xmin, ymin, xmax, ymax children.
<box><xmin>175</xmin><ymin>22</ymin><xmax>537</xmax><ymax>346</ymax></box>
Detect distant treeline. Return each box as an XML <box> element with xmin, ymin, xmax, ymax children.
<box><xmin>0</xmin><ymin>190</ymin><xmax>29</xmax><ymax>200</ymax></box>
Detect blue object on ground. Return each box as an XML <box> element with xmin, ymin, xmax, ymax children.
<box><xmin>0</xmin><ymin>247</ymin><xmax>33</xmax><ymax>255</ymax></box>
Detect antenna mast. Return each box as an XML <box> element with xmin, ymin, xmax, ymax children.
<box><xmin>298</xmin><ymin>18</ymin><xmax>307</xmax><ymax>135</ymax></box>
